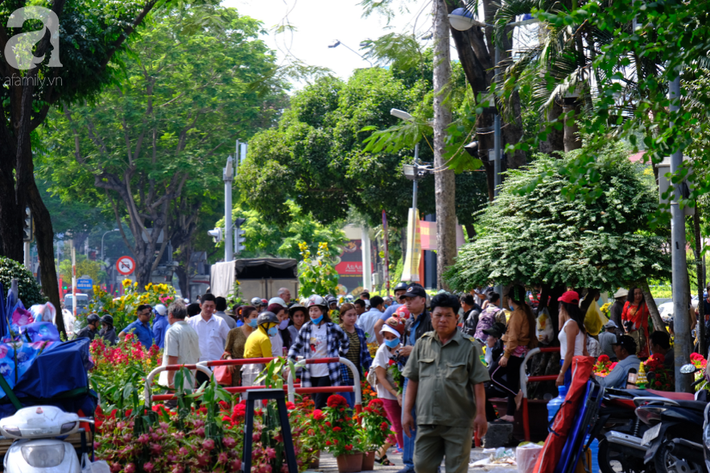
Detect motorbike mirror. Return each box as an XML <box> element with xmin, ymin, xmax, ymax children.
<box><xmin>680</xmin><ymin>363</ymin><xmax>698</xmax><ymax>374</ymax></box>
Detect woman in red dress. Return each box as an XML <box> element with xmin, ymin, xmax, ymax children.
<box><xmin>621</xmin><ymin>287</ymin><xmax>650</xmax><ymax>358</ymax></box>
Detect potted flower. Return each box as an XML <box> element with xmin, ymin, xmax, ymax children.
<box><xmin>593</xmin><ymin>354</ymin><xmax>613</xmax><ymax>377</ymax></box>
<box><xmin>357</xmin><ymin>399</ymin><xmax>392</xmax><ymax>470</ymax></box>
<box><xmin>322</xmin><ymin>394</ymin><xmax>363</xmax><ymax>473</ymax></box>
<box><xmin>643</xmin><ymin>353</ymin><xmax>674</xmax><ymax>391</ymax></box>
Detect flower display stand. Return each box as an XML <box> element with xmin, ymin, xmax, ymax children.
<box><xmin>242</xmin><ymin>389</ymin><xmax>299</xmax><ymax>473</ymax></box>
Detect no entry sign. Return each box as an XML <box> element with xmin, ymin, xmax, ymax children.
<box><xmin>116</xmin><ymin>256</ymin><xmax>136</xmax><ymax>275</ymax></box>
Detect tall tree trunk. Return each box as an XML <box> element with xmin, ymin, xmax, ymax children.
<box><xmin>540</xmin><ymin>100</ymin><xmax>565</xmax><ymax>155</ymax></box>
<box><xmin>640</xmin><ymin>279</ymin><xmax>665</xmax><ymax>332</ymax></box>
<box><xmin>563</xmin><ymin>97</ymin><xmax>583</xmax><ymax>152</ymax></box>
<box><xmin>433</xmin><ymin>0</ymin><xmax>456</xmax><ymax>289</ymax></box>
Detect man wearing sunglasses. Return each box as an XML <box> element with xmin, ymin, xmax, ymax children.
<box><xmin>374</xmin><ymin>282</ymin><xmax>409</xmax><ymax>345</ymax></box>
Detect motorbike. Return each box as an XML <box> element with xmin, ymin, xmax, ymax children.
<box><xmin>634</xmin><ymin>364</ymin><xmax>708</xmax><ymax>473</ymax></box>
<box><xmin>0</xmin><ymin>405</ymin><xmax>93</xmax><ymax>473</ymax></box>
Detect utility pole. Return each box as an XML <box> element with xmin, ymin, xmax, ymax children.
<box><xmin>432</xmin><ymin>0</ymin><xmax>456</xmax><ymax>289</ymax></box>
<box><xmin>71</xmin><ymin>239</ymin><xmax>76</xmax><ymax>319</ymax></box>
<box><xmin>224</xmin><ymin>156</ymin><xmax>234</xmax><ymax>262</ymax></box>
<box><xmin>669</xmin><ymin>75</ymin><xmax>691</xmax><ymax>392</ymax></box>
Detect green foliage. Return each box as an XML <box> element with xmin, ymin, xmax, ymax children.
<box><xmin>298</xmin><ymin>242</ymin><xmax>339</xmax><ymax>298</ymax></box>
<box><xmin>58</xmin><ymin>255</ymin><xmax>105</xmax><ymax>286</ymax></box>
<box><xmin>0</xmin><ymin>257</ymin><xmax>45</xmax><ymax>306</ymax></box>
<box><xmin>216</xmin><ymin>200</ymin><xmax>347</xmax><ymax>260</ymax></box>
<box><xmin>241</xmin><ymin>68</ymin><xmax>487</xmax><ymax>229</ymax></box>
<box><xmin>445</xmin><ymin>145</ymin><xmax>670</xmax><ymax>291</ymax></box>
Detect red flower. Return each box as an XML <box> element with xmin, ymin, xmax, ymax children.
<box><xmin>327</xmin><ymin>395</ymin><xmax>348</xmax><ymax>408</ymax></box>
<box><xmin>325</xmin><ymin>421</ymin><xmax>331</xmax><ymax>427</ymax></box>
<box><xmin>381</xmin><ymin>422</ymin><xmax>389</xmax><ymax>431</ymax></box>
<box><xmin>286</xmin><ymin>402</ymin><xmax>296</xmax><ymax>410</ymax></box>
<box><xmin>312</xmin><ymin>409</ymin><xmax>325</xmax><ymax>421</ymax></box>
<box><xmin>654</xmin><ymin>381</ymin><xmax>662</xmax><ymax>387</ymax></box>
<box><xmin>345</xmin><ymin>444</ymin><xmax>353</xmax><ymax>451</ymax></box>
<box><xmin>598</xmin><ymin>354</ymin><xmax>610</xmax><ymax>362</ymax></box>
<box><xmin>325</xmin><ymin>441</ymin><xmax>331</xmax><ymax>446</ymax></box>
<box><xmin>332</xmin><ymin>427</ymin><xmax>342</xmax><ymax>432</ymax></box>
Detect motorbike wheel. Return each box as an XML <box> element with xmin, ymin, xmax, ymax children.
<box><xmin>653</xmin><ymin>441</ymin><xmax>705</xmax><ymax>473</ymax></box>
<box><xmin>598</xmin><ymin>438</ymin><xmax>652</xmax><ymax>473</ymax></box>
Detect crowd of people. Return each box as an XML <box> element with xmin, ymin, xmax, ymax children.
<box><xmin>71</xmin><ymin>282</ymin><xmax>694</xmax><ymax>473</ymax></box>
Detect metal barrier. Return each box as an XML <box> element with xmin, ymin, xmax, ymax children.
<box><xmin>144</xmin><ymin>357</ymin><xmax>362</xmax><ymax>410</ymax></box>
<box><xmin>520</xmin><ymin>346</ymin><xmax>561</xmax><ymax>441</ymax></box>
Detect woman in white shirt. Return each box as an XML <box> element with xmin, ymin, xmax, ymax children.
<box><xmin>372</xmin><ymin>324</ymin><xmax>404</xmax><ymax>465</ymax></box>
<box><xmin>556</xmin><ymin>291</ymin><xmax>588</xmax><ymax>388</ymax></box>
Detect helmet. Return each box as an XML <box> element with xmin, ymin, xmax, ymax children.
<box><xmin>154</xmin><ymin>304</ymin><xmax>167</xmax><ymax>316</ymax></box>
<box><xmin>261</xmin><ymin>299</ymin><xmax>268</xmax><ymax>305</ymax></box>
<box><xmin>288</xmin><ymin>303</ymin><xmax>306</xmax><ymax>316</ymax></box>
<box><xmin>250</xmin><ymin>297</ymin><xmax>263</xmax><ymax>306</ymax></box>
<box><xmin>394</xmin><ymin>282</ymin><xmax>409</xmax><ymax>292</ymax></box>
<box><xmin>87</xmin><ymin>313</ymin><xmax>100</xmax><ymax>324</ymax></box>
<box><xmin>306</xmin><ymin>295</ymin><xmax>328</xmax><ymax>310</ymax></box>
<box><xmin>326</xmin><ymin>295</ymin><xmax>338</xmax><ymax>306</ymax></box>
<box><xmin>268</xmin><ymin>297</ymin><xmax>287</xmax><ymax>308</ymax></box>
<box><xmin>100</xmin><ymin>315</ymin><xmax>114</xmax><ymax>325</ymax></box>
<box><xmin>257</xmin><ymin>311</ymin><xmax>279</xmax><ymax>327</ymax></box>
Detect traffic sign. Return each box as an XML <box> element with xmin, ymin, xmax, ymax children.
<box><xmin>116</xmin><ymin>256</ymin><xmax>136</xmax><ymax>275</ymax></box>
<box><xmin>76</xmin><ymin>278</ymin><xmax>93</xmax><ymax>291</ymax></box>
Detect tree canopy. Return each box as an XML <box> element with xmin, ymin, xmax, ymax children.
<box><xmin>445</xmin><ymin>145</ymin><xmax>670</xmax><ymax>292</ymax></box>
<box><xmin>41</xmin><ymin>7</ymin><xmax>287</xmax><ymax>286</ymax></box>
<box><xmin>239</xmin><ymin>67</ymin><xmax>488</xmax><ymax>229</ymax></box>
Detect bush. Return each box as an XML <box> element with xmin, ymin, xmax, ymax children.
<box><xmin>0</xmin><ymin>257</ymin><xmax>45</xmax><ymax>306</ymax></box>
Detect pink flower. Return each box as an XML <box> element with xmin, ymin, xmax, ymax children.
<box><xmin>253</xmin><ymin>433</ymin><xmax>261</xmax><ymax>442</ymax></box>
<box><xmin>150</xmin><ymin>443</ymin><xmax>162</xmax><ymax>454</ymax></box>
<box><xmin>194</xmin><ymin>426</ymin><xmax>205</xmax><ymax>437</ymax></box>
<box><xmin>137</xmin><ymin>433</ymin><xmax>150</xmax><ymax>445</ymax></box>
<box><xmin>223</xmin><ymin>437</ymin><xmax>237</xmax><ymax>448</ymax></box>
<box><xmin>218</xmin><ymin>452</ymin><xmax>229</xmax><ymax>463</ymax></box>
<box><xmin>231</xmin><ymin>460</ymin><xmax>243</xmax><ymax>471</ymax></box>
<box><xmin>266</xmin><ymin>447</ymin><xmax>276</xmax><ymax>460</ymax></box>
<box><xmin>179</xmin><ymin>447</ymin><xmax>189</xmax><ymax>456</ymax></box>
<box><xmin>125</xmin><ymin>464</ymin><xmax>136</xmax><ymax>473</ymax></box>
<box><xmin>143</xmin><ymin>462</ymin><xmax>155</xmax><ymax>472</ymax></box>
<box><xmin>203</xmin><ymin>438</ymin><xmax>215</xmax><ymax>451</ymax></box>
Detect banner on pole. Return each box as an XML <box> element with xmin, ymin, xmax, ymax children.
<box><xmin>402</xmin><ymin>208</ymin><xmax>421</xmax><ymax>282</ymax></box>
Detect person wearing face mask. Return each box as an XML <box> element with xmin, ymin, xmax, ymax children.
<box><xmin>242</xmin><ymin>311</ymin><xmax>279</xmax><ymax>387</ymax></box>
<box><xmin>338</xmin><ymin>302</ymin><xmax>372</xmax><ymax>407</ymax></box>
<box><xmin>288</xmin><ymin>295</ymin><xmax>350</xmax><ymax>408</ymax></box>
<box><xmin>372</xmin><ymin>324</ymin><xmax>405</xmax><ymax>466</ymax></box>
<box><xmin>223</xmin><ymin>306</ymin><xmax>258</xmax><ymax>386</ymax></box>
<box><xmin>267</xmin><ymin>303</ymin><xmax>289</xmax><ymax>356</ymax></box>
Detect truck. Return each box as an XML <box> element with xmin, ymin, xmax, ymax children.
<box><xmin>210</xmin><ymin>258</ymin><xmax>299</xmax><ymax>303</ymax></box>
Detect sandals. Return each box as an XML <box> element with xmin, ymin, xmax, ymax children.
<box><xmin>376</xmin><ymin>455</ymin><xmax>394</xmax><ymax>466</ymax></box>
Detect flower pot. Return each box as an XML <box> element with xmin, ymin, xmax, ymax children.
<box><xmin>308</xmin><ymin>450</ymin><xmax>321</xmax><ymax>469</ymax></box>
<box><xmin>336</xmin><ymin>452</ymin><xmax>363</xmax><ymax>473</ymax></box>
<box><xmin>362</xmin><ymin>451</ymin><xmax>376</xmax><ymax>470</ymax></box>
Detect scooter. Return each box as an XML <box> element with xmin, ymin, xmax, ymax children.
<box><xmin>0</xmin><ymin>405</ymin><xmax>93</xmax><ymax>472</ymax></box>
<box><xmin>635</xmin><ymin>364</ymin><xmax>708</xmax><ymax>473</ymax></box>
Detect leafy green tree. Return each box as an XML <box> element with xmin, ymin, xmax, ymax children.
<box><xmin>240</xmin><ymin>68</ymin><xmax>487</xmax><ymax>229</ymax></box>
<box><xmin>0</xmin><ymin>0</ymin><xmax>184</xmax><ymax>331</ymax></box>
<box><xmin>446</xmin><ymin>145</ymin><xmax>670</xmax><ymax>331</ymax></box>
<box><xmin>0</xmin><ymin>257</ymin><xmax>45</xmax><ymax>307</ymax></box>
<box><xmin>41</xmin><ymin>7</ymin><xmax>287</xmax><ymax>287</ymax></box>
<box><xmin>57</xmin><ymin>255</ymin><xmax>106</xmax><ymax>286</ymax></box>
<box><xmin>215</xmin><ymin>201</ymin><xmax>347</xmax><ymax>260</ymax></box>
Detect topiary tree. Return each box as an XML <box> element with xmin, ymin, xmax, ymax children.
<box><xmin>0</xmin><ymin>257</ymin><xmax>46</xmax><ymax>307</ymax></box>
<box><xmin>446</xmin><ymin>145</ymin><xmax>670</xmax><ymax>334</ymax></box>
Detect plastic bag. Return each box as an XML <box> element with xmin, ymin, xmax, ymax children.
<box><xmin>516</xmin><ymin>443</ymin><xmax>543</xmax><ymax>473</ymax></box>
<box><xmin>82</xmin><ymin>453</ymin><xmax>111</xmax><ymax>473</ymax></box>
<box><xmin>584</xmin><ymin>301</ymin><xmax>607</xmax><ymax>336</ymax></box>
<box><xmin>536</xmin><ymin>308</ymin><xmax>554</xmax><ymax>344</ymax></box>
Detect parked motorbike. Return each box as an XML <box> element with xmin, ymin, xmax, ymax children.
<box><xmin>0</xmin><ymin>405</ymin><xmax>93</xmax><ymax>473</ymax></box>
<box><xmin>635</xmin><ymin>364</ymin><xmax>708</xmax><ymax>473</ymax></box>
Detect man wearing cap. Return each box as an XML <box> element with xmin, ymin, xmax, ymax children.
<box><xmin>598</xmin><ymin>320</ymin><xmax>619</xmax><ymax>360</ymax></box>
<box><xmin>402</xmin><ymin>293</ymin><xmax>489</xmax><ymax>473</ymax></box>
<box><xmin>597</xmin><ymin>335</ymin><xmax>641</xmax><ymax>389</ymax></box>
<box><xmin>152</xmin><ymin>304</ymin><xmax>170</xmax><ymax>349</ymax></box>
<box><xmin>397</xmin><ymin>283</ymin><xmax>433</xmax><ymax>473</ymax></box>
<box><xmin>610</xmin><ymin>289</ymin><xmax>628</xmax><ymax>330</ymax></box>
<box><xmin>374</xmin><ymin>282</ymin><xmax>409</xmax><ymax>345</ymax></box>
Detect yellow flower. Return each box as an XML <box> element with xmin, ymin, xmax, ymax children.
<box><xmin>122</xmin><ymin>279</ymin><xmax>131</xmax><ymax>288</ymax></box>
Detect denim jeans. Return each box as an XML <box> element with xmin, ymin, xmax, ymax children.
<box><xmin>401</xmin><ymin>378</ymin><xmax>416</xmax><ymax>472</ymax></box>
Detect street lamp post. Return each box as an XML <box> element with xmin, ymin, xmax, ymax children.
<box><xmin>224</xmin><ymin>156</ymin><xmax>234</xmax><ymax>262</ymax></box>
<box><xmin>101</xmin><ymin>229</ymin><xmax>120</xmax><ymax>263</ymax></box>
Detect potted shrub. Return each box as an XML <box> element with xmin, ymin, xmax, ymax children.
<box><xmin>357</xmin><ymin>399</ymin><xmax>392</xmax><ymax>470</ymax></box>
<box><xmin>322</xmin><ymin>394</ymin><xmax>363</xmax><ymax>473</ymax></box>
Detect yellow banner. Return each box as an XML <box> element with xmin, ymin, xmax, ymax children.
<box><xmin>402</xmin><ymin>208</ymin><xmax>421</xmax><ymax>282</ymax></box>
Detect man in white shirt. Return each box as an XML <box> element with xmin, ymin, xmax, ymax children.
<box><xmin>159</xmin><ymin>301</ymin><xmax>201</xmax><ymax>389</ymax></box>
<box><xmin>187</xmin><ymin>293</ymin><xmax>230</xmax><ymax>385</ymax></box>
<box><xmin>357</xmin><ymin>296</ymin><xmax>385</xmax><ymax>344</ymax></box>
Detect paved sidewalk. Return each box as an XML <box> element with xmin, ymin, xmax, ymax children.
<box><xmin>311</xmin><ymin>448</ymin><xmax>518</xmax><ymax>473</ymax></box>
